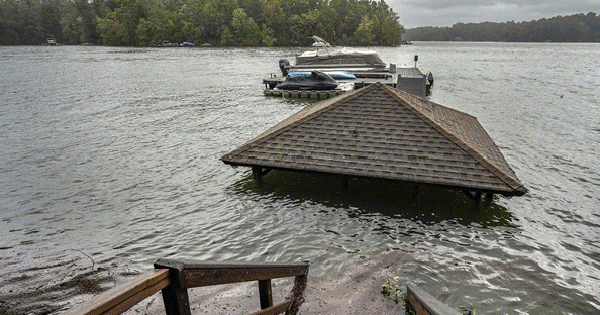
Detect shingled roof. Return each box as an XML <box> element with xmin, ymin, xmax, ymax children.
<box><xmin>221</xmin><ymin>83</ymin><xmax>527</xmax><ymax>196</ymax></box>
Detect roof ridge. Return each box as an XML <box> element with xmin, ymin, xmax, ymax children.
<box><xmin>221</xmin><ymin>84</ymin><xmax>379</xmax><ymax>161</ymax></box>
<box><xmin>380</xmin><ymin>85</ymin><xmax>526</xmax><ymax>194</ymax></box>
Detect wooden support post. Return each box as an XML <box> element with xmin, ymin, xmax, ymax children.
<box><xmin>463</xmin><ymin>190</ymin><xmax>483</xmax><ymax>204</ymax></box>
<box><xmin>286</xmin><ymin>274</ymin><xmax>308</xmax><ymax>315</ymax></box>
<box><xmin>252</xmin><ymin>167</ymin><xmax>271</xmax><ymax>184</ymax></box>
<box><xmin>252</xmin><ymin>167</ymin><xmax>262</xmax><ymax>178</ymax></box>
<box><xmin>252</xmin><ymin>167</ymin><xmax>264</xmax><ymax>186</ymax></box>
<box><xmin>154</xmin><ymin>260</ymin><xmax>192</xmax><ymax>315</ymax></box>
<box><xmin>258</xmin><ymin>279</ymin><xmax>273</xmax><ymax>309</ymax></box>
<box><xmin>412</xmin><ymin>185</ymin><xmax>420</xmax><ymax>206</ymax></box>
<box><xmin>480</xmin><ymin>191</ymin><xmax>494</xmax><ymax>207</ymax></box>
<box><xmin>342</xmin><ymin>175</ymin><xmax>349</xmax><ymax>192</ymax></box>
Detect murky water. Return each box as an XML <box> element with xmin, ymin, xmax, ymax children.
<box><xmin>0</xmin><ymin>43</ymin><xmax>599</xmax><ymax>314</ymax></box>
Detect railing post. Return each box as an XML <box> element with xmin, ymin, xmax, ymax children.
<box><xmin>155</xmin><ymin>259</ymin><xmax>191</xmax><ymax>315</ymax></box>
<box><xmin>258</xmin><ymin>279</ymin><xmax>273</xmax><ymax>309</ymax></box>
<box><xmin>285</xmin><ymin>273</ymin><xmax>308</xmax><ymax>315</ymax></box>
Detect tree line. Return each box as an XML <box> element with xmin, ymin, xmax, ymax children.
<box><xmin>0</xmin><ymin>0</ymin><xmax>404</xmax><ymax>46</ymax></box>
<box><xmin>404</xmin><ymin>12</ymin><xmax>600</xmax><ymax>42</ymax></box>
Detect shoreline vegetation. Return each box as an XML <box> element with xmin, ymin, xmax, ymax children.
<box><xmin>2</xmin><ymin>0</ymin><xmax>597</xmax><ymax>48</ymax></box>
<box><xmin>0</xmin><ymin>0</ymin><xmax>403</xmax><ymax>47</ymax></box>
<box><xmin>405</xmin><ymin>12</ymin><xmax>600</xmax><ymax>43</ymax></box>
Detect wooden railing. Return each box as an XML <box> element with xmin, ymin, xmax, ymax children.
<box><xmin>63</xmin><ymin>259</ymin><xmax>309</xmax><ymax>315</ymax></box>
<box><xmin>406</xmin><ymin>285</ymin><xmax>461</xmax><ymax>315</ymax></box>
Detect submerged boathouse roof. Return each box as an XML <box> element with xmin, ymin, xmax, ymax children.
<box><xmin>221</xmin><ymin>83</ymin><xmax>527</xmax><ymax>196</ymax></box>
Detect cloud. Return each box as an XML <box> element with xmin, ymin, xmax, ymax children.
<box><xmin>387</xmin><ymin>0</ymin><xmax>600</xmax><ymax>28</ymax></box>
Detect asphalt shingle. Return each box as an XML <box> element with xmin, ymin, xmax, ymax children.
<box><xmin>222</xmin><ymin>83</ymin><xmax>527</xmax><ymax>196</ymax></box>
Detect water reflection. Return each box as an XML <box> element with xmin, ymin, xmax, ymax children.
<box><xmin>231</xmin><ymin>169</ymin><xmax>514</xmax><ymax>229</ymax></box>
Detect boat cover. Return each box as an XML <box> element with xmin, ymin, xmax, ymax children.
<box><xmin>276</xmin><ymin>71</ymin><xmax>339</xmax><ymax>90</ymax></box>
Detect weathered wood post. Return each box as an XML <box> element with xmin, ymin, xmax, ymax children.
<box><xmin>252</xmin><ymin>167</ymin><xmax>264</xmax><ymax>186</ymax></box>
<box><xmin>485</xmin><ymin>191</ymin><xmax>494</xmax><ymax>200</ymax></box>
<box><xmin>259</xmin><ymin>279</ymin><xmax>273</xmax><ymax>309</ymax></box>
<box><xmin>252</xmin><ymin>167</ymin><xmax>262</xmax><ymax>179</ymax></box>
<box><xmin>463</xmin><ymin>190</ymin><xmax>482</xmax><ymax>204</ymax></box>
<box><xmin>412</xmin><ymin>185</ymin><xmax>419</xmax><ymax>199</ymax></box>
<box><xmin>154</xmin><ymin>259</ymin><xmax>192</xmax><ymax>315</ymax></box>
<box><xmin>286</xmin><ymin>272</ymin><xmax>308</xmax><ymax>315</ymax></box>
<box><xmin>342</xmin><ymin>175</ymin><xmax>349</xmax><ymax>192</ymax></box>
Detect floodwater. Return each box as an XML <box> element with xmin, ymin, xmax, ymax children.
<box><xmin>0</xmin><ymin>42</ymin><xmax>599</xmax><ymax>314</ymax></box>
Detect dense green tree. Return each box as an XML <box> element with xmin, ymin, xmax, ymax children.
<box><xmin>0</xmin><ymin>0</ymin><xmax>26</xmax><ymax>44</ymax></box>
<box><xmin>1</xmin><ymin>0</ymin><xmax>407</xmax><ymax>46</ymax></box>
<box><xmin>381</xmin><ymin>16</ymin><xmax>402</xmax><ymax>45</ymax></box>
<box><xmin>40</xmin><ymin>0</ymin><xmax>64</xmax><ymax>40</ymax></box>
<box><xmin>289</xmin><ymin>12</ymin><xmax>319</xmax><ymax>45</ymax></box>
<box><xmin>97</xmin><ymin>11</ymin><xmax>126</xmax><ymax>45</ymax></box>
<box><xmin>200</xmin><ymin>0</ymin><xmax>237</xmax><ymax>44</ymax></box>
<box><xmin>239</xmin><ymin>0</ymin><xmax>265</xmax><ymax>26</ymax></box>
<box><xmin>0</xmin><ymin>0</ymin><xmax>44</xmax><ymax>44</ymax></box>
<box><xmin>221</xmin><ymin>8</ymin><xmax>261</xmax><ymax>46</ymax></box>
<box><xmin>260</xmin><ymin>24</ymin><xmax>276</xmax><ymax>46</ymax></box>
<box><xmin>353</xmin><ymin>15</ymin><xmax>374</xmax><ymax>45</ymax></box>
<box><xmin>61</xmin><ymin>0</ymin><xmax>99</xmax><ymax>44</ymax></box>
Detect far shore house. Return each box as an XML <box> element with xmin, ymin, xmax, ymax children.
<box><xmin>221</xmin><ymin>83</ymin><xmax>527</xmax><ymax>200</ymax></box>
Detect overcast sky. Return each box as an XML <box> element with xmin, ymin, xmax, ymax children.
<box><xmin>388</xmin><ymin>0</ymin><xmax>600</xmax><ymax>29</ymax></box>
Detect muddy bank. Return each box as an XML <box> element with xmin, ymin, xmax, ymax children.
<box><xmin>3</xmin><ymin>248</ymin><xmax>418</xmax><ymax>314</ymax></box>
<box><xmin>0</xmin><ymin>256</ymin><xmax>139</xmax><ymax>315</ymax></box>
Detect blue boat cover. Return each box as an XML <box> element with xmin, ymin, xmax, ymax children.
<box><xmin>288</xmin><ymin>71</ymin><xmax>356</xmax><ymax>80</ymax></box>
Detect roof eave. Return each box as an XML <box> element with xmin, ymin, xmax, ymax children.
<box><xmin>221</xmin><ymin>159</ymin><xmax>528</xmax><ymax>197</ymax></box>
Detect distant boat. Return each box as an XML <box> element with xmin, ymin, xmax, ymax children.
<box><xmin>280</xmin><ymin>36</ymin><xmax>386</xmax><ymax>74</ymax></box>
<box><xmin>401</xmin><ymin>40</ymin><xmax>413</xmax><ymax>45</ymax></box>
<box><xmin>46</xmin><ymin>38</ymin><xmax>57</xmax><ymax>45</ymax></box>
<box><xmin>156</xmin><ymin>40</ymin><xmax>179</xmax><ymax>47</ymax></box>
<box><xmin>311</xmin><ymin>36</ymin><xmax>331</xmax><ymax>47</ymax></box>
<box><xmin>264</xmin><ymin>35</ymin><xmax>433</xmax><ymax>98</ymax></box>
<box><xmin>180</xmin><ymin>42</ymin><xmax>195</xmax><ymax>47</ymax></box>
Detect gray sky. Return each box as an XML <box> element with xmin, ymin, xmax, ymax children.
<box><xmin>388</xmin><ymin>0</ymin><xmax>600</xmax><ymax>29</ymax></box>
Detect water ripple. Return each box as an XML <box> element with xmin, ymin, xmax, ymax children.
<box><xmin>1</xmin><ymin>43</ymin><xmax>599</xmax><ymax>314</ymax></box>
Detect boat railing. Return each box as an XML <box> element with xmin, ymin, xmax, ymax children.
<box><xmin>63</xmin><ymin>258</ymin><xmax>310</xmax><ymax>315</ymax></box>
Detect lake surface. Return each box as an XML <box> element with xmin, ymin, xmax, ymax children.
<box><xmin>0</xmin><ymin>42</ymin><xmax>599</xmax><ymax>314</ymax></box>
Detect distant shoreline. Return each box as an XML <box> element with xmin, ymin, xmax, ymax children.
<box><xmin>403</xmin><ymin>12</ymin><xmax>600</xmax><ymax>43</ymax></box>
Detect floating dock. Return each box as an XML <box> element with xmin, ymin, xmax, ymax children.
<box><xmin>264</xmin><ymin>88</ymin><xmax>347</xmax><ymax>99</ymax></box>
<box><xmin>263</xmin><ymin>65</ymin><xmax>429</xmax><ymax>98</ymax></box>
